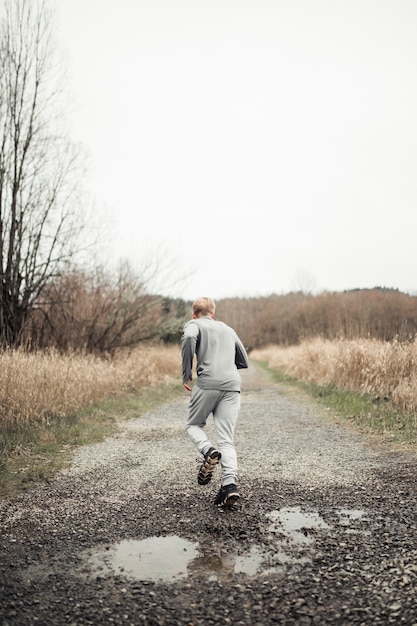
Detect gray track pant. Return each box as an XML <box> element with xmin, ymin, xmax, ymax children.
<box><xmin>186</xmin><ymin>386</ymin><xmax>241</xmax><ymax>487</ymax></box>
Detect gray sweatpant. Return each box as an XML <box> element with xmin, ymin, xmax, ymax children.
<box><xmin>186</xmin><ymin>385</ymin><xmax>241</xmax><ymax>487</ymax></box>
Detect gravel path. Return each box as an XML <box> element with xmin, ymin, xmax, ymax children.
<box><xmin>1</xmin><ymin>363</ymin><xmax>417</xmax><ymax>625</ymax></box>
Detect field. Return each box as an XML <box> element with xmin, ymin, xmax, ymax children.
<box><xmin>251</xmin><ymin>338</ymin><xmax>417</xmax><ymax>445</ymax></box>
<box><xmin>0</xmin><ymin>345</ymin><xmax>181</xmax><ymax>428</ymax></box>
<box><xmin>251</xmin><ymin>338</ymin><xmax>417</xmax><ymax>414</ymax></box>
<box><xmin>0</xmin><ymin>346</ymin><xmax>182</xmax><ymax>494</ymax></box>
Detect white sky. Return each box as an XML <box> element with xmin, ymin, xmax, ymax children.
<box><xmin>54</xmin><ymin>0</ymin><xmax>417</xmax><ymax>300</ymax></box>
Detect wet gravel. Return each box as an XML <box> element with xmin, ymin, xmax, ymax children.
<box><xmin>1</xmin><ymin>364</ymin><xmax>417</xmax><ymax>625</ymax></box>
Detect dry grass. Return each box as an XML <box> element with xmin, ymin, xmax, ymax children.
<box><xmin>251</xmin><ymin>338</ymin><xmax>417</xmax><ymax>415</ymax></box>
<box><xmin>0</xmin><ymin>345</ymin><xmax>181</xmax><ymax>430</ymax></box>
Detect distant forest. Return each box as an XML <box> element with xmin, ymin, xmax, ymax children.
<box><xmin>215</xmin><ymin>288</ymin><xmax>417</xmax><ymax>350</ymax></box>
<box><xmin>13</xmin><ymin>286</ymin><xmax>417</xmax><ymax>354</ymax></box>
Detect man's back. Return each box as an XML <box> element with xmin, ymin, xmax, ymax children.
<box><xmin>181</xmin><ymin>315</ymin><xmax>248</xmax><ymax>391</ymax></box>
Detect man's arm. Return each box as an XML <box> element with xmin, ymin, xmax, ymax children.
<box><xmin>181</xmin><ymin>321</ymin><xmax>199</xmax><ymax>390</ymax></box>
<box><xmin>235</xmin><ymin>336</ymin><xmax>249</xmax><ymax>369</ymax></box>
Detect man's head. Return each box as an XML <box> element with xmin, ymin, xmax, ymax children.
<box><xmin>192</xmin><ymin>297</ymin><xmax>216</xmax><ymax>319</ymax></box>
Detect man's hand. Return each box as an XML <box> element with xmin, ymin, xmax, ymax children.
<box><xmin>183</xmin><ymin>376</ymin><xmax>192</xmax><ymax>392</ymax></box>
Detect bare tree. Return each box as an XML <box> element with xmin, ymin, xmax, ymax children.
<box><xmin>0</xmin><ymin>0</ymin><xmax>84</xmax><ymax>348</ymax></box>
<box><xmin>21</xmin><ymin>261</ymin><xmax>189</xmax><ymax>354</ymax></box>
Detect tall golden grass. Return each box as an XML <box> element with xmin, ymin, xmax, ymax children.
<box><xmin>0</xmin><ymin>345</ymin><xmax>181</xmax><ymax>429</ymax></box>
<box><xmin>251</xmin><ymin>338</ymin><xmax>417</xmax><ymax>415</ymax></box>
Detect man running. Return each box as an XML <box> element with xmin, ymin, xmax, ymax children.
<box><xmin>181</xmin><ymin>297</ymin><xmax>249</xmax><ymax>507</ymax></box>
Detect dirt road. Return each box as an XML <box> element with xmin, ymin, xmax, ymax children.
<box><xmin>1</xmin><ymin>363</ymin><xmax>416</xmax><ymax>625</ymax></box>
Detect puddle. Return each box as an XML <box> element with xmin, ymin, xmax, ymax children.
<box><xmin>81</xmin><ymin>507</ymin><xmax>367</xmax><ymax>583</ymax></box>
<box><xmin>267</xmin><ymin>506</ymin><xmax>331</xmax><ymax>544</ymax></box>
<box><xmin>84</xmin><ymin>517</ymin><xmax>315</xmax><ymax>584</ymax></box>
<box><xmin>85</xmin><ymin>536</ymin><xmax>290</xmax><ymax>583</ymax></box>
<box><xmin>87</xmin><ymin>536</ymin><xmax>198</xmax><ymax>582</ymax></box>
<box><xmin>187</xmin><ymin>544</ymin><xmax>277</xmax><ymax>580</ymax></box>
<box><xmin>336</xmin><ymin>508</ymin><xmax>370</xmax><ymax>534</ymax></box>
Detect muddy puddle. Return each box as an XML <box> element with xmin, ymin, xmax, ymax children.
<box><xmin>81</xmin><ymin>506</ymin><xmax>368</xmax><ymax>583</ymax></box>
<box><xmin>85</xmin><ymin>537</ymin><xmax>280</xmax><ymax>582</ymax></box>
<box><xmin>267</xmin><ymin>506</ymin><xmax>331</xmax><ymax>543</ymax></box>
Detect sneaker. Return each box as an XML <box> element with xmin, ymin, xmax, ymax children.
<box><xmin>197</xmin><ymin>448</ymin><xmax>221</xmax><ymax>485</ymax></box>
<box><xmin>214</xmin><ymin>484</ymin><xmax>240</xmax><ymax>507</ymax></box>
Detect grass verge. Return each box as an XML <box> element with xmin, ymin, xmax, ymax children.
<box><xmin>0</xmin><ymin>382</ymin><xmax>184</xmax><ymax>498</ymax></box>
<box><xmin>256</xmin><ymin>361</ymin><xmax>417</xmax><ymax>450</ymax></box>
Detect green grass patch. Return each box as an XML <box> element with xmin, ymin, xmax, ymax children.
<box><xmin>0</xmin><ymin>382</ymin><xmax>184</xmax><ymax>498</ymax></box>
<box><xmin>256</xmin><ymin>361</ymin><xmax>417</xmax><ymax>448</ymax></box>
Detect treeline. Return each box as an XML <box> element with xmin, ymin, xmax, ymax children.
<box><xmin>216</xmin><ymin>288</ymin><xmax>417</xmax><ymax>349</ymax></box>
<box><xmin>5</xmin><ymin>283</ymin><xmax>417</xmax><ymax>354</ymax></box>
<box><xmin>16</xmin><ymin>266</ymin><xmax>188</xmax><ymax>353</ymax></box>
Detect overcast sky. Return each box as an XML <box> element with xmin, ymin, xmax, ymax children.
<box><xmin>55</xmin><ymin>0</ymin><xmax>417</xmax><ymax>300</ymax></box>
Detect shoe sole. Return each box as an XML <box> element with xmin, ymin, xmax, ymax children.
<box><xmin>215</xmin><ymin>491</ymin><xmax>240</xmax><ymax>508</ymax></box>
<box><xmin>198</xmin><ymin>452</ymin><xmax>221</xmax><ymax>485</ymax></box>
<box><xmin>224</xmin><ymin>493</ymin><xmax>240</xmax><ymax>508</ymax></box>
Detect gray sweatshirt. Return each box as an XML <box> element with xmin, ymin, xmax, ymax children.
<box><xmin>181</xmin><ymin>315</ymin><xmax>249</xmax><ymax>391</ymax></box>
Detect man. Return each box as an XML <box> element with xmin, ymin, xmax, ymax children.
<box><xmin>181</xmin><ymin>297</ymin><xmax>249</xmax><ymax>507</ymax></box>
